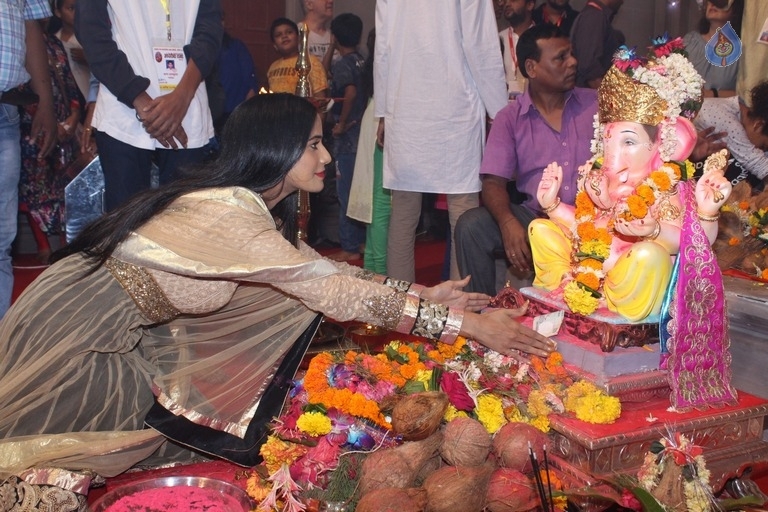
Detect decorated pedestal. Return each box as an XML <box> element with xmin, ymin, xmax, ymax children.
<box><xmin>491</xmin><ymin>285</ymin><xmax>768</xmax><ymax>496</ymax></box>
<box><xmin>549</xmin><ymin>392</ymin><xmax>768</xmax><ymax>493</ymax></box>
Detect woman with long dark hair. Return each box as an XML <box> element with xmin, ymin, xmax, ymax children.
<box><xmin>0</xmin><ymin>94</ymin><xmax>554</xmax><ymax>503</ymax></box>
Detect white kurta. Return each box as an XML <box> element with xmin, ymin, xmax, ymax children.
<box><xmin>374</xmin><ymin>0</ymin><xmax>508</xmax><ymax>194</ymax></box>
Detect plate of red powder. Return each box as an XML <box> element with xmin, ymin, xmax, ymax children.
<box><xmin>89</xmin><ymin>476</ymin><xmax>253</xmax><ymax>512</ymax></box>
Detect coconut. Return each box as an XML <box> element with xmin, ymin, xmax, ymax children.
<box><xmin>355</xmin><ymin>487</ymin><xmax>428</xmax><ymax>512</ymax></box>
<box><xmin>440</xmin><ymin>417</ymin><xmax>492</xmax><ymax>467</ymax></box>
<box><xmin>492</xmin><ymin>422</ymin><xmax>547</xmax><ymax>473</ymax></box>
<box><xmin>422</xmin><ymin>463</ymin><xmax>495</xmax><ymax>512</ymax></box>
<box><xmin>485</xmin><ymin>468</ymin><xmax>538</xmax><ymax>512</ymax></box>
<box><xmin>359</xmin><ymin>432</ymin><xmax>443</xmax><ymax>496</ymax></box>
<box><xmin>391</xmin><ymin>391</ymin><xmax>449</xmax><ymax>441</ymax></box>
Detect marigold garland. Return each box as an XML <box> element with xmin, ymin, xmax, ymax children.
<box><xmin>564</xmin><ymin>159</ymin><xmax>691</xmax><ymax>316</ymax></box>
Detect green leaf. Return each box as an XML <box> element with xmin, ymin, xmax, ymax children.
<box><xmin>429</xmin><ymin>367</ymin><xmax>443</xmax><ymax>392</ymax></box>
<box><xmin>629</xmin><ymin>487</ymin><xmax>667</xmax><ymax>512</ymax></box>
<box><xmin>576</xmin><ymin>281</ymin><xmax>603</xmax><ymax>298</ymax></box>
<box><xmin>402</xmin><ymin>380</ymin><xmax>427</xmax><ymax>394</ymax></box>
<box><xmin>717</xmin><ymin>495</ymin><xmax>766</xmax><ymax>510</ymax></box>
<box><xmin>303</xmin><ymin>403</ymin><xmax>327</xmax><ymax>414</ymax></box>
<box><xmin>575</xmin><ymin>252</ymin><xmax>606</xmax><ymax>263</ymax></box>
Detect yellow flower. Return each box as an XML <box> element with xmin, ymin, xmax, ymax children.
<box><xmin>527</xmin><ymin>389</ymin><xmax>554</xmax><ymax>418</ymax></box>
<box><xmin>563</xmin><ymin>281</ymin><xmax>600</xmax><ymax>316</ymax></box>
<box><xmin>529</xmin><ymin>415</ymin><xmax>551</xmax><ymax>433</ymax></box>
<box><xmin>296</xmin><ymin>411</ymin><xmax>332</xmax><ymax>436</ymax></box>
<box><xmin>415</xmin><ymin>369</ymin><xmax>432</xmax><ymax>385</ymax></box>
<box><xmin>476</xmin><ymin>393</ymin><xmax>507</xmax><ymax>434</ymax></box>
<box><xmin>564</xmin><ymin>381</ymin><xmax>620</xmax><ymax>424</ymax></box>
<box><xmin>259</xmin><ymin>435</ymin><xmax>308</xmax><ymax>474</ymax></box>
<box><xmin>683</xmin><ymin>160</ymin><xmax>694</xmax><ymax>180</ymax></box>
<box><xmin>580</xmin><ymin>239</ymin><xmax>611</xmax><ymax>260</ymax></box>
<box><xmin>504</xmin><ymin>404</ymin><xmax>525</xmax><ymax>423</ymax></box>
<box><xmin>444</xmin><ymin>404</ymin><xmax>469</xmax><ymax>422</ymax></box>
<box><xmin>245</xmin><ymin>474</ymin><xmax>272</xmax><ymax>502</ymax></box>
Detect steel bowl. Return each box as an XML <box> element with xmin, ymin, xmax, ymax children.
<box><xmin>89</xmin><ymin>476</ymin><xmax>253</xmax><ymax>512</ymax></box>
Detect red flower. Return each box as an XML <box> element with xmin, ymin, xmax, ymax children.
<box><xmin>440</xmin><ymin>371</ymin><xmax>475</xmax><ymax>412</ymax></box>
<box><xmin>619</xmin><ymin>489</ymin><xmax>642</xmax><ymax>511</ymax></box>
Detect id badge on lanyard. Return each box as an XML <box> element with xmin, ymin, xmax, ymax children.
<box><xmin>152</xmin><ymin>0</ymin><xmax>185</xmax><ymax>93</ymax></box>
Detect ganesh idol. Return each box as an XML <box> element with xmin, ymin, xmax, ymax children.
<box><xmin>527</xmin><ymin>38</ymin><xmax>737</xmax><ymax>410</ymax></box>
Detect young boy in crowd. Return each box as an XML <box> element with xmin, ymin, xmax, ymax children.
<box><xmin>327</xmin><ymin>13</ymin><xmax>367</xmax><ymax>262</ymax></box>
<box><xmin>266</xmin><ymin>17</ymin><xmax>328</xmax><ymax>99</ymax></box>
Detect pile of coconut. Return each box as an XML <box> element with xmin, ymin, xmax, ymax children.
<box><xmin>354</xmin><ymin>392</ymin><xmax>555</xmax><ymax>512</ymax></box>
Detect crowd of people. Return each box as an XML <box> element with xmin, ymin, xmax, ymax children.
<box><xmin>1</xmin><ymin>0</ymin><xmax>768</xmax><ymax>506</ymax></box>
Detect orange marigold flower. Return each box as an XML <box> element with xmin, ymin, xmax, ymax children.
<box><xmin>751</xmin><ymin>227</ymin><xmax>759</xmax><ymax>237</ymax></box>
<box><xmin>739</xmin><ymin>201</ymin><xmax>750</xmax><ymax>211</ymax></box>
<box><xmin>761</xmin><ymin>268</ymin><xmax>768</xmax><ymax>281</ymax></box>
<box><xmin>581</xmin><ymin>258</ymin><xmax>603</xmax><ymax>271</ymax></box>
<box><xmin>626</xmin><ymin>195</ymin><xmax>648</xmax><ymax>219</ymax></box>
<box><xmin>546</xmin><ymin>352</ymin><xmax>564</xmax><ymax>366</ymax></box>
<box><xmin>728</xmin><ymin>237</ymin><xmax>740</xmax><ymax>246</ymax></box>
<box><xmin>595</xmin><ymin>227</ymin><xmax>612</xmax><ymax>246</ymax></box>
<box><xmin>576</xmin><ymin>272</ymin><xmax>600</xmax><ymax>290</ymax></box>
<box><xmin>530</xmin><ymin>356</ymin><xmax>546</xmax><ymax>373</ymax></box>
<box><xmin>574</xmin><ymin>191</ymin><xmax>595</xmax><ymax>218</ymax></box>
<box><xmin>636</xmin><ymin>184</ymin><xmax>655</xmax><ymax>205</ymax></box>
<box><xmin>577</xmin><ymin>222</ymin><xmax>598</xmax><ymax>241</ymax></box>
<box><xmin>650</xmin><ymin>170</ymin><xmax>672</xmax><ymax>192</ymax></box>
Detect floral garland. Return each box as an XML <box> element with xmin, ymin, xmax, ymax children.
<box><xmin>637</xmin><ymin>432</ymin><xmax>712</xmax><ymax>512</ymax></box>
<box><xmin>563</xmin><ymin>158</ymin><xmax>693</xmax><ymax>316</ymax></box>
<box><xmin>246</xmin><ymin>337</ymin><xmax>621</xmax><ymax>509</ymax></box>
<box><xmin>591</xmin><ymin>35</ymin><xmax>703</xmax><ymax>162</ymax></box>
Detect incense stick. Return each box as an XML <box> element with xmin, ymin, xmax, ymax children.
<box><xmin>528</xmin><ymin>442</ymin><xmax>549</xmax><ymax>511</ymax></box>
<box><xmin>543</xmin><ymin>445</ymin><xmax>554</xmax><ymax>512</ymax></box>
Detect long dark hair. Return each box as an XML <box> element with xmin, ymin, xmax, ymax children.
<box><xmin>54</xmin><ymin>93</ymin><xmax>318</xmax><ymax>268</ymax></box>
<box><xmin>697</xmin><ymin>0</ymin><xmax>743</xmax><ymax>37</ymax></box>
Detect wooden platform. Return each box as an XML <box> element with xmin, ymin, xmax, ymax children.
<box><xmin>549</xmin><ymin>392</ymin><xmax>768</xmax><ymax>493</ymax></box>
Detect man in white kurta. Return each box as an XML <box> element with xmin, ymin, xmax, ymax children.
<box><xmin>374</xmin><ymin>0</ymin><xmax>508</xmax><ymax>282</ymax></box>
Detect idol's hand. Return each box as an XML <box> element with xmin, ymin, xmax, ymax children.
<box><xmin>537</xmin><ymin>162</ymin><xmax>562</xmax><ymax>213</ymax></box>
<box><xmin>583</xmin><ymin>162</ymin><xmax>613</xmax><ymax>211</ymax></box>
<box><xmin>422</xmin><ymin>276</ymin><xmax>490</xmax><ymax>312</ymax></box>
<box><xmin>614</xmin><ymin>212</ymin><xmax>659</xmax><ymax>239</ymax></box>
<box><xmin>460</xmin><ymin>304</ymin><xmax>557</xmax><ymax>358</ymax></box>
<box><xmin>696</xmin><ymin>149</ymin><xmax>731</xmax><ymax>216</ymax></box>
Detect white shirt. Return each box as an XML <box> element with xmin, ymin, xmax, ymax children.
<box><xmin>500</xmin><ymin>27</ymin><xmax>527</xmax><ymax>97</ymax></box>
<box><xmin>694</xmin><ymin>96</ymin><xmax>768</xmax><ymax>179</ymax></box>
<box><xmin>374</xmin><ymin>0</ymin><xmax>508</xmax><ymax>193</ymax></box>
<box><xmin>92</xmin><ymin>1</ymin><xmax>213</xmax><ymax>150</ymax></box>
<box><xmin>55</xmin><ymin>31</ymin><xmax>90</xmax><ymax>100</ymax></box>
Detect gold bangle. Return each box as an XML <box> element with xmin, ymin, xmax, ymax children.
<box><xmin>542</xmin><ymin>197</ymin><xmax>561</xmax><ymax>214</ymax></box>
<box><xmin>644</xmin><ymin>220</ymin><xmax>661</xmax><ymax>241</ymax></box>
<box><xmin>697</xmin><ymin>211</ymin><xmax>720</xmax><ymax>222</ymax></box>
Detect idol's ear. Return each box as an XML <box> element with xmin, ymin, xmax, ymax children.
<box><xmin>652</xmin><ymin>117</ymin><xmax>697</xmax><ymax>168</ymax></box>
